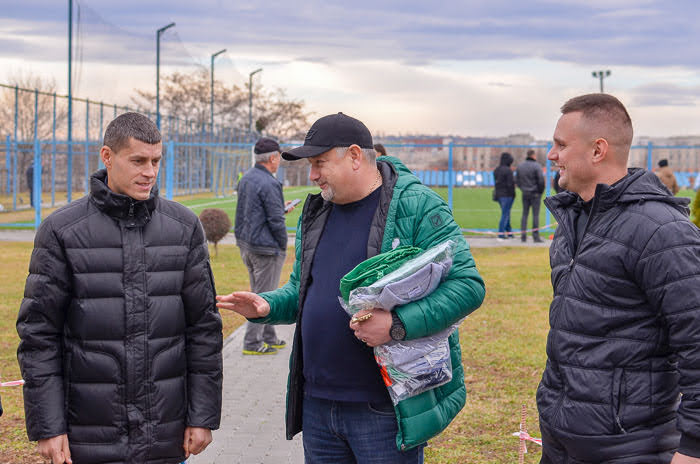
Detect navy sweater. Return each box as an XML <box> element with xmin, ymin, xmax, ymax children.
<box><xmin>301</xmin><ymin>187</ymin><xmax>389</xmax><ymax>402</ymax></box>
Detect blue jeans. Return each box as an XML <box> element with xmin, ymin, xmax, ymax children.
<box><xmin>302</xmin><ymin>395</ymin><xmax>425</xmax><ymax>463</ymax></box>
<box><xmin>497</xmin><ymin>196</ymin><xmax>514</xmax><ymax>238</ymax></box>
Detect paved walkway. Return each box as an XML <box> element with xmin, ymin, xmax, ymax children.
<box><xmin>0</xmin><ymin>229</ymin><xmax>551</xmax><ymax>248</ymax></box>
<box><xmin>188</xmin><ymin>323</ymin><xmax>304</xmax><ymax>464</ymax></box>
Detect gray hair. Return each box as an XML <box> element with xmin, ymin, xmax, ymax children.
<box><xmin>335</xmin><ymin>146</ymin><xmax>376</xmax><ymax>164</ymax></box>
<box><xmin>255</xmin><ymin>151</ymin><xmax>280</xmax><ymax>164</ymax></box>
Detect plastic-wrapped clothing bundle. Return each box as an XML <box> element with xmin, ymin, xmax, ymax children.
<box><xmin>339</xmin><ymin>240</ymin><xmax>460</xmax><ymax>404</ymax></box>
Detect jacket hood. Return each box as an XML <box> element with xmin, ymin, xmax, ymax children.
<box><xmin>90</xmin><ymin>169</ymin><xmax>159</xmax><ymax>225</ymax></box>
<box><xmin>499</xmin><ymin>152</ymin><xmax>514</xmax><ymax>166</ymax></box>
<box><xmin>546</xmin><ymin>168</ymin><xmax>689</xmax><ymax>215</ymax></box>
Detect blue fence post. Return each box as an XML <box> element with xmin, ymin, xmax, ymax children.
<box><xmin>84</xmin><ymin>100</ymin><xmax>90</xmax><ymax>194</ymax></box>
<box><xmin>647</xmin><ymin>141</ymin><xmax>653</xmax><ymax>172</ymax></box>
<box><xmin>4</xmin><ymin>135</ymin><xmax>9</xmax><ymax>194</ymax></box>
<box><xmin>166</xmin><ymin>140</ymin><xmax>174</xmax><ymax>200</ymax></box>
<box><xmin>448</xmin><ymin>141</ymin><xmax>453</xmax><ymax>211</ymax></box>
<box><xmin>34</xmin><ymin>139</ymin><xmax>42</xmax><ymax>228</ymax></box>
<box><xmin>98</xmin><ymin>102</ymin><xmax>105</xmax><ymax>170</ymax></box>
<box><xmin>52</xmin><ymin>92</ymin><xmax>56</xmax><ymax>207</ymax></box>
<box><xmin>546</xmin><ymin>142</ymin><xmax>552</xmax><ymax>229</ymax></box>
<box><xmin>12</xmin><ymin>139</ymin><xmax>17</xmax><ymax>211</ymax></box>
<box><xmin>33</xmin><ymin>89</ymin><xmax>39</xmax><ymax>213</ymax></box>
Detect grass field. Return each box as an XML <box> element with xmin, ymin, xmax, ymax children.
<box><xmin>0</xmin><ymin>242</ymin><xmax>549</xmax><ymax>463</ymax></box>
<box><xmin>2</xmin><ymin>186</ymin><xmax>697</xmax><ymax>235</ymax></box>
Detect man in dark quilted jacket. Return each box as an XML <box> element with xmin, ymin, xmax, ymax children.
<box><xmin>538</xmin><ymin>93</ymin><xmax>700</xmax><ymax>464</ymax></box>
<box><xmin>17</xmin><ymin>112</ymin><xmax>223</xmax><ymax>464</ymax></box>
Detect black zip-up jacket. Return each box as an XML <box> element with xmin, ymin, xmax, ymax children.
<box><xmin>235</xmin><ymin>164</ymin><xmax>287</xmax><ymax>255</ymax></box>
<box><xmin>537</xmin><ymin>168</ymin><xmax>700</xmax><ymax>460</ymax></box>
<box><xmin>17</xmin><ymin>170</ymin><xmax>223</xmax><ymax>464</ymax></box>
<box><xmin>493</xmin><ymin>152</ymin><xmax>515</xmax><ymax>198</ymax></box>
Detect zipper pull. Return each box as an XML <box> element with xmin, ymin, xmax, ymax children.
<box><xmin>568</xmin><ymin>258</ymin><xmax>574</xmax><ymax>270</ymax></box>
<box><xmin>128</xmin><ymin>201</ymin><xmax>134</xmax><ymax>217</ymax></box>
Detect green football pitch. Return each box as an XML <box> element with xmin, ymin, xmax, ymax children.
<box><xmin>182</xmin><ymin>186</ymin><xmax>697</xmax><ymax>235</ymax></box>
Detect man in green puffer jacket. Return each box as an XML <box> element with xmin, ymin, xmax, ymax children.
<box><xmin>217</xmin><ymin>113</ymin><xmax>485</xmax><ymax>463</ymax></box>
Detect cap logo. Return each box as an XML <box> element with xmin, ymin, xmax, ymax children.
<box><xmin>304</xmin><ymin>129</ymin><xmax>317</xmax><ymax>142</ymax></box>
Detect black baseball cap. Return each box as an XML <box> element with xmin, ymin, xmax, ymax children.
<box><xmin>254</xmin><ymin>137</ymin><xmax>280</xmax><ymax>154</ymax></box>
<box><xmin>282</xmin><ymin>112</ymin><xmax>373</xmax><ymax>160</ymax></box>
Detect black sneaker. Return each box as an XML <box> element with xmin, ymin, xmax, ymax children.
<box><xmin>268</xmin><ymin>339</ymin><xmax>286</xmax><ymax>349</ymax></box>
<box><xmin>242</xmin><ymin>343</ymin><xmax>278</xmax><ymax>355</ymax></box>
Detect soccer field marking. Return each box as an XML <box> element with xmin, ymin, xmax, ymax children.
<box><xmin>184</xmin><ymin>198</ymin><xmax>237</xmax><ymax>209</ymax></box>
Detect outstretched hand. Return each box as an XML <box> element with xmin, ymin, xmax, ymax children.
<box><xmin>216</xmin><ymin>291</ymin><xmax>270</xmax><ymax>319</ymax></box>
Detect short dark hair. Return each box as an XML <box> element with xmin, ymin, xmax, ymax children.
<box><xmin>658</xmin><ymin>159</ymin><xmax>669</xmax><ymax>167</ymax></box>
<box><xmin>526</xmin><ymin>149</ymin><xmax>536</xmax><ymax>158</ymax></box>
<box><xmin>561</xmin><ymin>93</ymin><xmax>633</xmax><ymax>148</ymax></box>
<box><xmin>103</xmin><ymin>112</ymin><xmax>161</xmax><ymax>153</ymax></box>
<box><xmin>373</xmin><ymin>143</ymin><xmax>387</xmax><ymax>157</ymax></box>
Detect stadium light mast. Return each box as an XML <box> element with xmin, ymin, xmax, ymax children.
<box><xmin>592</xmin><ymin>70</ymin><xmax>611</xmax><ymax>93</ymax></box>
<box><xmin>248</xmin><ymin>68</ymin><xmax>262</xmax><ymax>137</ymax></box>
<box><xmin>156</xmin><ymin>22</ymin><xmax>176</xmax><ymax>131</ymax></box>
<box><xmin>210</xmin><ymin>49</ymin><xmax>226</xmax><ymax>138</ymax></box>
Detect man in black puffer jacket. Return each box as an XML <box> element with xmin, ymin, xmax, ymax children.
<box><xmin>17</xmin><ymin>112</ymin><xmax>223</xmax><ymax>464</ymax></box>
<box><xmin>537</xmin><ymin>93</ymin><xmax>700</xmax><ymax>464</ymax></box>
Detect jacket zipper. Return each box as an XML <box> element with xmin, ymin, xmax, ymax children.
<box><xmin>544</xmin><ymin>194</ymin><xmax>599</xmax><ymax>426</ymax></box>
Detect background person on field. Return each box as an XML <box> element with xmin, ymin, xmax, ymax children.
<box><xmin>515</xmin><ymin>149</ymin><xmax>545</xmax><ymax>242</ymax></box>
<box><xmin>655</xmin><ymin>158</ymin><xmax>680</xmax><ymax>195</ymax></box>
<box><xmin>493</xmin><ymin>151</ymin><xmax>515</xmax><ymax>241</ymax></box>
<box><xmin>235</xmin><ymin>137</ymin><xmax>291</xmax><ymax>355</ymax></box>
<box><xmin>374</xmin><ymin>143</ymin><xmax>387</xmax><ymax>158</ymax></box>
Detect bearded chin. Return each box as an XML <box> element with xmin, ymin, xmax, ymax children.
<box><xmin>321</xmin><ymin>188</ymin><xmax>334</xmax><ymax>201</ymax></box>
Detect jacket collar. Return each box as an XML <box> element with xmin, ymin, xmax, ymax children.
<box><xmin>546</xmin><ymin>168</ymin><xmax>689</xmax><ymax>217</ymax></box>
<box><xmin>90</xmin><ymin>169</ymin><xmax>159</xmax><ymax>225</ymax></box>
<box><xmin>254</xmin><ymin>163</ymin><xmax>275</xmax><ymax>177</ymax></box>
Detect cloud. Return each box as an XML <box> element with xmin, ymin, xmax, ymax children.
<box><xmin>631</xmin><ymin>83</ymin><xmax>700</xmax><ymax>107</ymax></box>
<box><xmin>2</xmin><ymin>0</ymin><xmax>700</xmax><ymax>70</ymax></box>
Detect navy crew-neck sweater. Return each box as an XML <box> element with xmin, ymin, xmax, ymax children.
<box><xmin>301</xmin><ymin>186</ymin><xmax>389</xmax><ymax>402</ymax></box>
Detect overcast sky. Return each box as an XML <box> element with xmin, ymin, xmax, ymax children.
<box><xmin>2</xmin><ymin>0</ymin><xmax>700</xmax><ymax>140</ymax></box>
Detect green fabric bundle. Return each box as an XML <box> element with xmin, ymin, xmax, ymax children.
<box><xmin>339</xmin><ymin>245</ymin><xmax>423</xmax><ymax>301</ymax></box>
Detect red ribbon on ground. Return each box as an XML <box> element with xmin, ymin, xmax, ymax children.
<box><xmin>0</xmin><ymin>380</ymin><xmax>25</xmax><ymax>387</ymax></box>
<box><xmin>512</xmin><ymin>431</ymin><xmax>542</xmax><ymax>446</ymax></box>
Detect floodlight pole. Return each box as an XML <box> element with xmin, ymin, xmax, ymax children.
<box><xmin>248</xmin><ymin>68</ymin><xmax>262</xmax><ymax>136</ymax></box>
<box><xmin>592</xmin><ymin>70</ymin><xmax>611</xmax><ymax>93</ymax></box>
<box><xmin>156</xmin><ymin>22</ymin><xmax>176</xmax><ymax>131</ymax></box>
<box><xmin>210</xmin><ymin>49</ymin><xmax>226</xmax><ymax>138</ymax></box>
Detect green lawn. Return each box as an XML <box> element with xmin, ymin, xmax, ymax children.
<box><xmin>1</xmin><ymin>243</ymin><xmax>550</xmax><ymax>463</ymax></box>
<box><xmin>3</xmin><ymin>187</ymin><xmax>697</xmax><ymax>236</ymax></box>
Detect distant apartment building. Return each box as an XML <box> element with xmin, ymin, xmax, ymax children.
<box><xmin>633</xmin><ymin>136</ymin><xmax>700</xmax><ymax>172</ymax></box>
<box><xmin>378</xmin><ymin>133</ymin><xmax>548</xmax><ymax>171</ymax></box>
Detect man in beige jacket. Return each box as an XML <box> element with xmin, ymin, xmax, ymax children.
<box><xmin>656</xmin><ymin>158</ymin><xmax>680</xmax><ymax>195</ymax></box>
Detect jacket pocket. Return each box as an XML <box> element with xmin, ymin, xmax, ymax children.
<box><xmin>611</xmin><ymin>368</ymin><xmax>626</xmax><ymax>434</ymax></box>
<box><xmin>63</xmin><ymin>351</ymin><xmax>72</xmax><ymax>417</ymax></box>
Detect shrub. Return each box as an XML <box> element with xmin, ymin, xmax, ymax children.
<box><xmin>692</xmin><ymin>189</ymin><xmax>700</xmax><ymax>228</ymax></box>
<box><xmin>199</xmin><ymin>208</ymin><xmax>232</xmax><ymax>257</ymax></box>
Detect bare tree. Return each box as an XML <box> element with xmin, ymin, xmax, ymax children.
<box><xmin>132</xmin><ymin>69</ymin><xmax>311</xmax><ymax>141</ymax></box>
<box><xmin>0</xmin><ymin>73</ymin><xmax>67</xmax><ymax>142</ymax></box>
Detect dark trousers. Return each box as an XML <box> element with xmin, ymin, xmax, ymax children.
<box><xmin>240</xmin><ymin>247</ymin><xmax>285</xmax><ymax>350</ymax></box>
<box><xmin>302</xmin><ymin>396</ymin><xmax>424</xmax><ymax>463</ymax></box>
<box><xmin>521</xmin><ymin>193</ymin><xmax>541</xmax><ymax>240</ymax></box>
